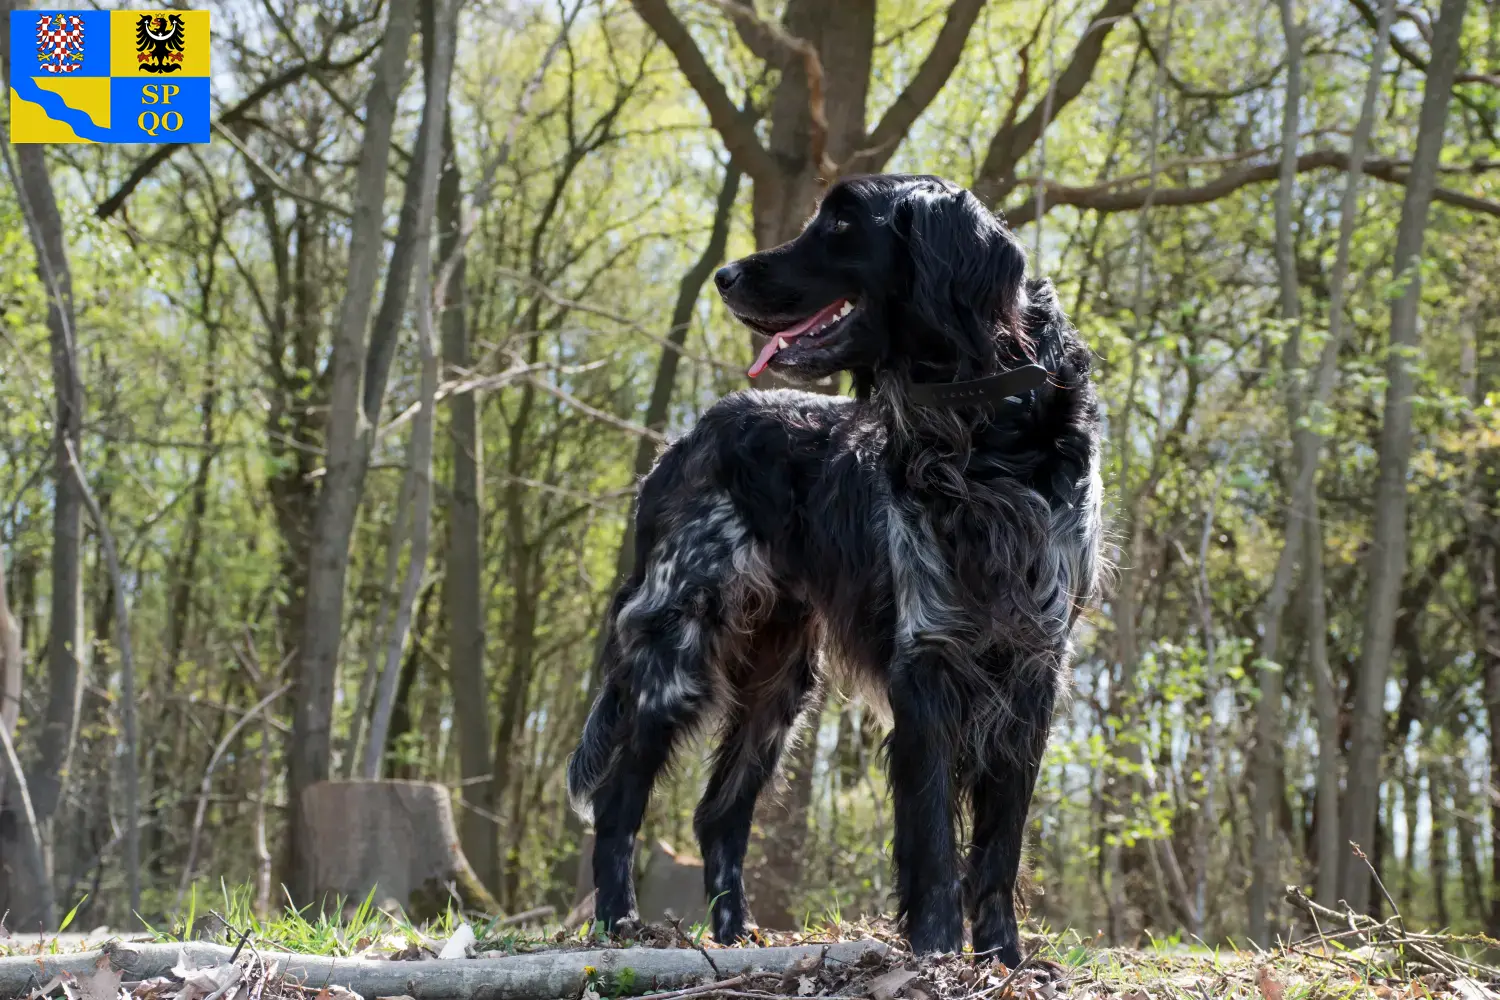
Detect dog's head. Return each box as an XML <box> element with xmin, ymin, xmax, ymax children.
<box><xmin>716</xmin><ymin>174</ymin><xmax>1028</xmax><ymax>386</ymax></box>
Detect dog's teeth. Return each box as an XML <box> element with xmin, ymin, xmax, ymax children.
<box><xmin>837</xmin><ymin>301</ymin><xmax>853</xmax><ymax>318</ymax></box>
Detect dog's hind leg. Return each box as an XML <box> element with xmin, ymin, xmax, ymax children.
<box><xmin>586</xmin><ymin>633</ymin><xmax>714</xmax><ymax>933</ymax></box>
<box><xmin>963</xmin><ymin>678</ymin><xmax>1055</xmax><ymax>968</ymax></box>
<box><xmin>693</xmin><ymin>610</ymin><xmax>817</xmax><ymax>943</ymax></box>
<box><xmin>584</xmin><ymin>499</ymin><xmax>762</xmax><ymax>933</ymax></box>
<box><xmin>888</xmin><ymin>651</ymin><xmax>965</xmax><ymax>954</ymax></box>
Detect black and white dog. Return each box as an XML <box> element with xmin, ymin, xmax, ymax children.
<box><xmin>567</xmin><ymin>174</ymin><xmax>1102</xmax><ymax>964</ymax></box>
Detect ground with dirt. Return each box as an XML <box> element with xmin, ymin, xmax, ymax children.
<box><xmin>4</xmin><ymin>904</ymin><xmax>1498</xmax><ymax>1000</ymax></box>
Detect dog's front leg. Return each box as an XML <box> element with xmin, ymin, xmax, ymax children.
<box><xmin>888</xmin><ymin>655</ymin><xmax>964</xmax><ymax>954</ymax></box>
<box><xmin>964</xmin><ymin>681</ymin><xmax>1053</xmax><ymax>968</ymax></box>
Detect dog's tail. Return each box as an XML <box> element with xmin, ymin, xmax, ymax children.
<box><xmin>567</xmin><ymin>681</ymin><xmax>625</xmax><ymax>823</ymax></box>
<box><xmin>568</xmin><ymin>582</ymin><xmax>637</xmax><ymax>822</ymax></box>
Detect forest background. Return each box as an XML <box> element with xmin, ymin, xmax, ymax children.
<box><xmin>0</xmin><ymin>0</ymin><xmax>1498</xmax><ymax>953</ymax></box>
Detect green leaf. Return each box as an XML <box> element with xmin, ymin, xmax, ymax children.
<box><xmin>59</xmin><ymin>893</ymin><xmax>88</xmax><ymax>933</ymax></box>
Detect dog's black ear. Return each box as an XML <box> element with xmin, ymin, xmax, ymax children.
<box><xmin>900</xmin><ymin>181</ymin><xmax>1027</xmax><ymax>363</ymax></box>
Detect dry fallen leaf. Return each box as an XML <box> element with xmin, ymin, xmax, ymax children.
<box><xmin>866</xmin><ymin>969</ymin><xmax>918</xmax><ymax>1000</ymax></box>
<box><xmin>169</xmin><ymin>955</ymin><xmax>242</xmax><ymax>1000</ymax></box>
<box><xmin>1256</xmin><ymin>966</ymin><xmax>1285</xmax><ymax>1000</ymax></box>
<box><xmin>29</xmin><ymin>975</ymin><xmax>64</xmax><ymax>1000</ymax></box>
<box><xmin>128</xmin><ymin>976</ymin><xmax>178</xmax><ymax>1000</ymax></box>
<box><xmin>778</xmin><ymin>953</ymin><xmax>825</xmax><ymax>992</ymax></box>
<box><xmin>797</xmin><ymin>975</ymin><xmax>816</xmax><ymax>997</ymax></box>
<box><xmin>80</xmin><ymin>953</ymin><xmax>123</xmax><ymax>1000</ymax></box>
<box><xmin>438</xmin><ymin>923</ymin><xmax>475</xmax><ymax>960</ymax></box>
<box><xmin>1452</xmin><ymin>978</ymin><xmax>1500</xmax><ymax>1000</ymax></box>
<box><xmin>1120</xmin><ymin>990</ymin><xmax>1150</xmax><ymax>1000</ymax></box>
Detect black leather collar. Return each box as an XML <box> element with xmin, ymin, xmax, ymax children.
<box><xmin>904</xmin><ymin>364</ymin><xmax>1049</xmax><ymax>408</ymax></box>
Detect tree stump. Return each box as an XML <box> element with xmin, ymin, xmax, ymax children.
<box><xmin>299</xmin><ymin>779</ymin><xmax>498</xmax><ymax>921</ymax></box>
<box><xmin>573</xmin><ymin>835</ymin><xmax>708</xmax><ymax>927</ymax></box>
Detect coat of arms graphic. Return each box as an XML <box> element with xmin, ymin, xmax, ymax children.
<box><xmin>134</xmin><ymin>13</ymin><xmax>185</xmax><ymax>73</ymax></box>
<box><xmin>34</xmin><ymin>13</ymin><xmax>84</xmax><ymax>74</ymax></box>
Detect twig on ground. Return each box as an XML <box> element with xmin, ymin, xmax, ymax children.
<box><xmin>628</xmin><ymin>974</ymin><xmax>747</xmax><ymax>1000</ymax></box>
<box><xmin>1350</xmin><ymin>842</ymin><xmax>1405</xmax><ymax>936</ymax></box>
<box><xmin>493</xmin><ymin>906</ymin><xmax>556</xmax><ymax>929</ymax></box>
<box><xmin>1283</xmin><ymin>883</ymin><xmax>1498</xmax><ymax>985</ymax></box>
<box><xmin>975</xmin><ymin>940</ymin><xmax>1047</xmax><ymax>998</ymax></box>
<box><xmin>671</xmin><ymin>916</ymin><xmax>721</xmax><ymax>978</ymax></box>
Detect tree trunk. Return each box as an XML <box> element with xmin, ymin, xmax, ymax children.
<box><xmin>0</xmin><ymin>554</ymin><xmax>18</xmax><ymax>811</ymax></box>
<box><xmin>1400</xmin><ymin>757</ymin><xmax>1418</xmax><ymax>914</ymax></box>
<box><xmin>167</xmin><ymin>314</ymin><xmax>221</xmax><ymax>670</ymax></box>
<box><xmin>287</xmin><ymin>0</ymin><xmax>419</xmax><ymax>900</ymax></box>
<box><xmin>266</xmin><ymin>192</ymin><xmax>326</xmax><ymax>665</ymax></box>
<box><xmin>750</xmin><ymin>697</ymin><xmax>824</xmax><ymax>930</ymax></box>
<box><xmin>0</xmin><ymin>553</ymin><xmax>44</xmax><ymax>924</ymax></box>
<box><xmin>491</xmin><ymin>329</ymin><xmax>543</xmax><ymax>910</ymax></box>
<box><xmin>439</xmin><ymin>111</ymin><xmax>496</xmax><ymax>890</ymax></box>
<box><xmin>1341</xmin><ymin>0</ymin><xmax>1469</xmax><ymax>912</ymax></box>
<box><xmin>743</xmin><ymin>0</ymin><xmax>842</xmax><ymax>839</ymax></box>
<box><xmin>1476</xmin><ymin>324</ymin><xmax>1500</xmax><ymax>938</ymax></box>
<box><xmin>1298</xmin><ymin>0</ymin><xmax>1396</xmax><ymax>909</ymax></box>
<box><xmin>1306</xmin><ymin>507</ymin><xmax>1341</xmax><ymax>906</ymax></box>
<box><xmin>1248</xmin><ymin>0</ymin><xmax>1303</xmax><ymax>945</ymax></box>
<box><xmin>385</xmin><ymin>581</ymin><xmax>438</xmax><ymax>779</ymax></box>
<box><xmin>69</xmin><ymin>442</ymin><xmax>142</xmax><ymax>921</ymax></box>
<box><xmin>1429</xmin><ymin>760</ymin><xmax>1448</xmax><ymax>928</ymax></box>
<box><xmin>1452</xmin><ymin>760</ymin><xmax>1485</xmax><ymax>925</ymax></box>
<box><xmin>0</xmin><ymin>9</ymin><xmax>83</xmax><ymax>928</ymax></box>
<box><xmin>363</xmin><ymin>0</ymin><xmax>457</xmax><ymax>783</ymax></box>
<box><xmin>1102</xmin><ymin>0</ymin><xmax>1175</xmax><ymax>943</ymax></box>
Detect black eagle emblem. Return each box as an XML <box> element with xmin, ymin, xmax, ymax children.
<box><xmin>135</xmin><ymin>13</ymin><xmax>185</xmax><ymax>73</ymax></box>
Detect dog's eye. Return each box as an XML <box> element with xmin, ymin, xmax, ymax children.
<box><xmin>830</xmin><ymin>218</ymin><xmax>850</xmax><ymax>234</ymax></box>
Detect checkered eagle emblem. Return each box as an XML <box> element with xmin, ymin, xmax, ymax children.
<box><xmin>35</xmin><ymin>12</ymin><xmax>84</xmax><ymax>74</ymax></box>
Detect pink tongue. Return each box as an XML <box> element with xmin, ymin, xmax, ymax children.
<box><xmin>746</xmin><ymin>300</ymin><xmax>846</xmax><ymax>378</ymax></box>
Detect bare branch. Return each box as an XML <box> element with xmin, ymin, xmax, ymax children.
<box><xmin>1004</xmin><ymin>150</ymin><xmax>1500</xmax><ymax>225</ymax></box>
<box><xmin>212</xmin><ymin>122</ymin><xmax>353</xmax><ymax>217</ymax></box>
<box><xmin>1346</xmin><ymin>0</ymin><xmax>1495</xmax><ymax>138</ymax></box>
<box><xmin>175</xmin><ymin>684</ymin><xmax>292</xmax><ymax>912</ymax></box>
<box><xmin>846</xmin><ymin>0</ymin><xmax>988</xmax><ymax>174</ymax></box>
<box><xmin>973</xmin><ymin>0</ymin><xmax>1142</xmax><ymax>206</ymax></box>
<box><xmin>630</xmin><ymin>0</ymin><xmax>778</xmax><ymax>183</ymax></box>
<box><xmin>1134</xmin><ymin>14</ymin><xmax>1285</xmax><ymax>100</ymax></box>
<box><xmin>95</xmin><ymin>41</ymin><xmax>379</xmax><ymax>219</ymax></box>
<box><xmin>701</xmin><ymin>0</ymin><xmax>832</xmax><ymax>176</ymax></box>
<box><xmin>522</xmin><ymin>373</ymin><xmax>668</xmax><ymax>444</ymax></box>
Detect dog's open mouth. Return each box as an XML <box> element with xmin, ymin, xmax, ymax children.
<box><xmin>744</xmin><ymin>299</ymin><xmax>856</xmax><ymax>378</ymax></box>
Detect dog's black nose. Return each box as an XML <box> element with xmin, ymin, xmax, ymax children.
<box><xmin>714</xmin><ymin>263</ymin><xmax>741</xmax><ymax>292</ymax></box>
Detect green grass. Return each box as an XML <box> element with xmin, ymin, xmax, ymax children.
<box><xmin>136</xmin><ymin>882</ymin><xmax>555</xmax><ymax>958</ymax></box>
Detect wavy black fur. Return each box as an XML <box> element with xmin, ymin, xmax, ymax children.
<box><xmin>566</xmin><ymin>174</ymin><xmax>1103</xmax><ymax>964</ymax></box>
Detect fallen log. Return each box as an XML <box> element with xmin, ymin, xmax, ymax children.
<box><xmin>0</xmin><ymin>938</ymin><xmax>888</xmax><ymax>1000</ymax></box>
